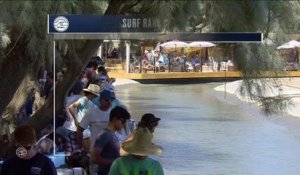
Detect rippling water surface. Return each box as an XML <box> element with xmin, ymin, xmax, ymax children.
<box><xmin>116</xmin><ymin>83</ymin><xmax>300</xmax><ymax>175</ymax></box>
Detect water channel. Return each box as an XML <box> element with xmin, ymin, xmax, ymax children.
<box><xmin>116</xmin><ymin>82</ymin><xmax>300</xmax><ymax>175</ymax></box>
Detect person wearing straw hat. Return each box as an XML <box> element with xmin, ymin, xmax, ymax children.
<box><xmin>119</xmin><ymin>113</ymin><xmax>160</xmax><ymax>156</ymax></box>
<box><xmin>66</xmin><ymin>83</ymin><xmax>100</xmax><ymax>155</ymax></box>
<box><xmin>68</xmin><ymin>83</ymin><xmax>100</xmax><ymax>128</ymax></box>
<box><xmin>108</xmin><ymin>127</ymin><xmax>164</xmax><ymax>175</ymax></box>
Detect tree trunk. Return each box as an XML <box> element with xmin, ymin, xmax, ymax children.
<box><xmin>0</xmin><ymin>0</ymin><xmax>165</xmax><ymax>157</ymax></box>
<box><xmin>28</xmin><ymin>40</ymin><xmax>102</xmax><ymax>136</ymax></box>
<box><xmin>0</xmin><ymin>29</ymin><xmax>33</xmax><ymax>119</ymax></box>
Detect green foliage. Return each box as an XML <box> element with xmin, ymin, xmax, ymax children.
<box><xmin>259</xmin><ymin>95</ymin><xmax>294</xmax><ymax>116</ymax></box>
<box><xmin>237</xmin><ymin>77</ymin><xmax>294</xmax><ymax>116</ymax></box>
<box><xmin>168</xmin><ymin>0</ymin><xmax>202</xmax><ymax>31</ymax></box>
<box><xmin>0</xmin><ymin>0</ymin><xmax>299</xmax><ymax>119</ymax></box>
<box><xmin>188</xmin><ymin>0</ymin><xmax>300</xmax><ymax>116</ymax></box>
<box><xmin>233</xmin><ymin>41</ymin><xmax>291</xmax><ymax>115</ymax></box>
<box><xmin>0</xmin><ymin>0</ymin><xmax>110</xmax><ymax>71</ymax></box>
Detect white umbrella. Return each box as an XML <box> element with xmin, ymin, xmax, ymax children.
<box><xmin>188</xmin><ymin>41</ymin><xmax>216</xmax><ymax>48</ymax></box>
<box><xmin>159</xmin><ymin>41</ymin><xmax>188</xmax><ymax>72</ymax></box>
<box><xmin>262</xmin><ymin>38</ymin><xmax>273</xmax><ymax>45</ymax></box>
<box><xmin>277</xmin><ymin>40</ymin><xmax>300</xmax><ymax>49</ymax></box>
<box><xmin>159</xmin><ymin>40</ymin><xmax>188</xmax><ymax>48</ymax></box>
<box><xmin>187</xmin><ymin>42</ymin><xmax>216</xmax><ymax>72</ymax></box>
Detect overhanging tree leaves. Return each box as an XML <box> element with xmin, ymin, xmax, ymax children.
<box><xmin>0</xmin><ymin>0</ymin><xmax>181</xmax><ymax>156</ymax></box>
<box><xmin>0</xmin><ymin>0</ymin><xmax>299</xmax><ymax>157</ymax></box>
<box><xmin>202</xmin><ymin>1</ymin><xmax>300</xmax><ymax>115</ymax></box>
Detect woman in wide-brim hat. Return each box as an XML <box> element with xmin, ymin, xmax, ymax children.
<box><xmin>108</xmin><ymin>128</ymin><xmax>164</xmax><ymax>175</ymax></box>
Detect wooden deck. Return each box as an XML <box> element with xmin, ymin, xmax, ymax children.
<box><xmin>108</xmin><ymin>71</ymin><xmax>300</xmax><ymax>83</ymax></box>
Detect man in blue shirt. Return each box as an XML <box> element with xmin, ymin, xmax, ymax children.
<box><xmin>90</xmin><ymin>106</ymin><xmax>131</xmax><ymax>175</ymax></box>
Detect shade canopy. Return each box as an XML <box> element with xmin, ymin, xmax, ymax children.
<box><xmin>277</xmin><ymin>40</ymin><xmax>300</xmax><ymax>49</ymax></box>
<box><xmin>188</xmin><ymin>41</ymin><xmax>216</xmax><ymax>48</ymax></box>
<box><xmin>159</xmin><ymin>40</ymin><xmax>189</xmax><ymax>48</ymax></box>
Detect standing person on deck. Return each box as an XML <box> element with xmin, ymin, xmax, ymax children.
<box><xmin>108</xmin><ymin>127</ymin><xmax>164</xmax><ymax>175</ymax></box>
<box><xmin>90</xmin><ymin>106</ymin><xmax>131</xmax><ymax>175</ymax></box>
<box><xmin>1</xmin><ymin>125</ymin><xmax>57</xmax><ymax>175</ymax></box>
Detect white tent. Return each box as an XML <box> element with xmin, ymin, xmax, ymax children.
<box><xmin>277</xmin><ymin>40</ymin><xmax>300</xmax><ymax>49</ymax></box>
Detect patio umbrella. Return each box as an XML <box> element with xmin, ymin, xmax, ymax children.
<box><xmin>159</xmin><ymin>40</ymin><xmax>189</xmax><ymax>48</ymax></box>
<box><xmin>188</xmin><ymin>41</ymin><xmax>216</xmax><ymax>48</ymax></box>
<box><xmin>188</xmin><ymin>41</ymin><xmax>216</xmax><ymax>72</ymax></box>
<box><xmin>277</xmin><ymin>40</ymin><xmax>300</xmax><ymax>64</ymax></box>
<box><xmin>160</xmin><ymin>40</ymin><xmax>188</xmax><ymax>53</ymax></box>
<box><xmin>159</xmin><ymin>41</ymin><xmax>188</xmax><ymax>72</ymax></box>
<box><xmin>277</xmin><ymin>40</ymin><xmax>300</xmax><ymax>49</ymax></box>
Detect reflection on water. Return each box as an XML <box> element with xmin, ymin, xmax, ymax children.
<box><xmin>117</xmin><ymin>83</ymin><xmax>300</xmax><ymax>175</ymax></box>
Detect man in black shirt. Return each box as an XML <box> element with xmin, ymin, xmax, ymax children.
<box><xmin>1</xmin><ymin>125</ymin><xmax>57</xmax><ymax>175</ymax></box>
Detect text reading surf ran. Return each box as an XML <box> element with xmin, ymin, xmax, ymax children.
<box><xmin>122</xmin><ymin>18</ymin><xmax>159</xmax><ymax>28</ymax></box>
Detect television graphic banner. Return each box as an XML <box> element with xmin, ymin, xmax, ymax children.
<box><xmin>48</xmin><ymin>15</ymin><xmax>262</xmax><ymax>42</ymax></box>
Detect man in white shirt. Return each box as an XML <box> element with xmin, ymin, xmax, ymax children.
<box><xmin>77</xmin><ymin>90</ymin><xmax>113</xmax><ymax>150</ymax></box>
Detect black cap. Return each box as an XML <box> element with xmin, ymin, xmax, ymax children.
<box><xmin>141</xmin><ymin>113</ymin><xmax>161</xmax><ymax>124</ymax></box>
